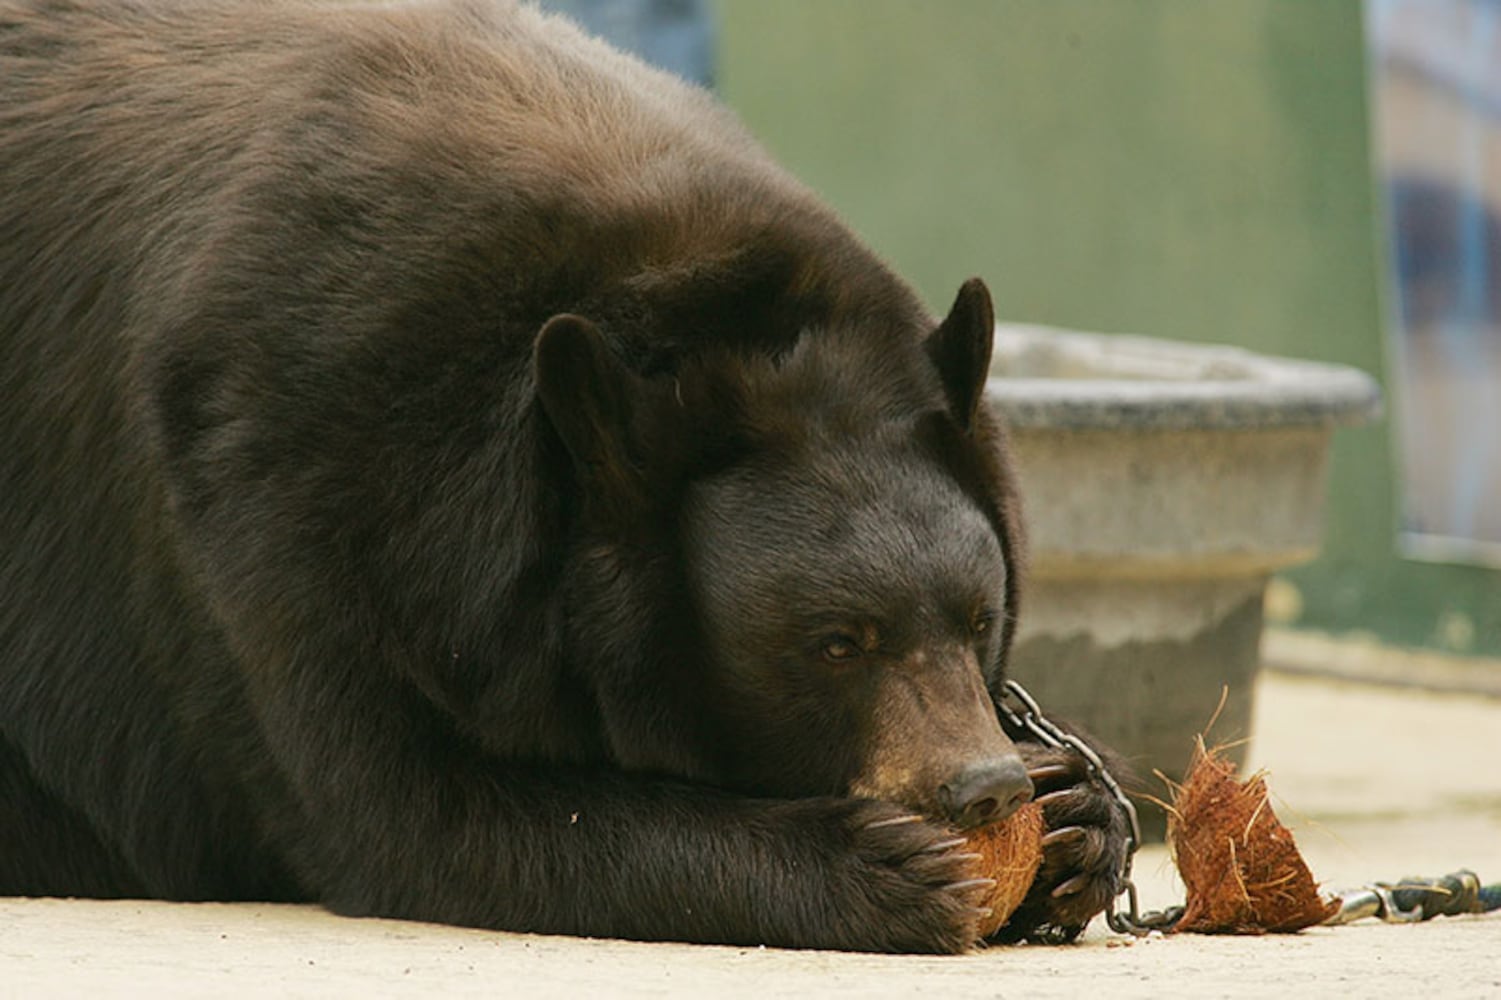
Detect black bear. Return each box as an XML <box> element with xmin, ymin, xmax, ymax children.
<box><xmin>0</xmin><ymin>0</ymin><xmax>1129</xmax><ymax>952</ymax></box>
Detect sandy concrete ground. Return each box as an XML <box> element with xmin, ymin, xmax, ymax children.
<box><xmin>5</xmin><ymin>669</ymin><xmax>1500</xmax><ymax>999</ymax></box>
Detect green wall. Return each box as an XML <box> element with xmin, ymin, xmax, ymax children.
<box><xmin>717</xmin><ymin>0</ymin><xmax>1501</xmax><ymax>657</ymax></box>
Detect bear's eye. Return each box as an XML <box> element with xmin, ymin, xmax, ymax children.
<box><xmin>821</xmin><ymin>636</ymin><xmax>863</xmax><ymax>662</ymax></box>
<box><xmin>971</xmin><ymin>610</ymin><xmax>997</xmax><ymax>637</ymax></box>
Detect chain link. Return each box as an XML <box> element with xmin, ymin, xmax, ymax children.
<box><xmin>997</xmin><ymin>679</ymin><xmax>1178</xmax><ymax>936</ymax></box>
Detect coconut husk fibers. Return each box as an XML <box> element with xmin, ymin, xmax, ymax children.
<box><xmin>1166</xmin><ymin>740</ymin><xmax>1338</xmax><ymax>934</ymax></box>
<box><xmin>962</xmin><ymin>800</ymin><xmax>1045</xmax><ymax>937</ymax></box>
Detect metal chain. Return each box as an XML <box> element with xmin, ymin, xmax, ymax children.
<box><xmin>997</xmin><ymin>679</ymin><xmax>1180</xmax><ymax>935</ymax></box>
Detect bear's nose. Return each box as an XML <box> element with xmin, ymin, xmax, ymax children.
<box><xmin>939</xmin><ymin>757</ymin><xmax>1034</xmax><ymax>830</ymax></box>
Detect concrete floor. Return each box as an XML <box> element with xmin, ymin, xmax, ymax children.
<box><xmin>5</xmin><ymin>668</ymin><xmax>1500</xmax><ymax>999</ymax></box>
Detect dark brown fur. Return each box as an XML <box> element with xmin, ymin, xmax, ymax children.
<box><xmin>0</xmin><ymin>0</ymin><xmax>1127</xmax><ymax>950</ymax></box>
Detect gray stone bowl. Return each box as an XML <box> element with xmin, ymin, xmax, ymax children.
<box><xmin>985</xmin><ymin>325</ymin><xmax>1380</xmax><ymax>834</ymax></box>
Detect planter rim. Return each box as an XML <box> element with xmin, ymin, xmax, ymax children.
<box><xmin>986</xmin><ymin>324</ymin><xmax>1383</xmax><ymax>431</ymax></box>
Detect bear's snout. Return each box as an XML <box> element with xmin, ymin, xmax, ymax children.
<box><xmin>939</xmin><ymin>756</ymin><xmax>1034</xmax><ymax>830</ymax></box>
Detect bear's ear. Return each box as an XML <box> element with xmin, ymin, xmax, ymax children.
<box><xmin>533</xmin><ymin>314</ymin><xmax>645</xmax><ymax>497</ymax></box>
<box><xmin>925</xmin><ymin>277</ymin><xmax>996</xmax><ymax>433</ymax></box>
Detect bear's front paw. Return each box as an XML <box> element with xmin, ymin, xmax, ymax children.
<box><xmin>991</xmin><ymin>746</ymin><xmax>1131</xmax><ymax>943</ymax></box>
<box><xmin>845</xmin><ymin>800</ymin><xmax>996</xmax><ymax>953</ymax></box>
<box><xmin>780</xmin><ymin>798</ymin><xmax>990</xmax><ymax>953</ymax></box>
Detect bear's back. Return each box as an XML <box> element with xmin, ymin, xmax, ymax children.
<box><xmin>1</xmin><ymin>0</ymin><xmax>925</xmax><ymax>370</ymax></box>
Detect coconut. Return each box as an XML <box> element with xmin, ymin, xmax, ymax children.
<box><xmin>1166</xmin><ymin>740</ymin><xmax>1338</xmax><ymax>934</ymax></box>
<box><xmin>962</xmin><ymin>800</ymin><xmax>1046</xmax><ymax>937</ymax></box>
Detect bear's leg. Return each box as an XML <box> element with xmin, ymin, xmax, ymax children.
<box><xmin>244</xmin><ymin>664</ymin><xmax>990</xmax><ymax>953</ymax></box>
<box><xmin>0</xmin><ymin>734</ymin><xmax>147</xmax><ymax>898</ymax></box>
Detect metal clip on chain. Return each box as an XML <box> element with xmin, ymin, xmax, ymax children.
<box><xmin>1325</xmin><ymin>869</ymin><xmax>1501</xmax><ymax>925</ymax></box>
<box><xmin>998</xmin><ymin>680</ymin><xmax>1180</xmax><ymax>935</ymax></box>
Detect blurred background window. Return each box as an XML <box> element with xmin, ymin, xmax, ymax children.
<box><xmin>1369</xmin><ymin>0</ymin><xmax>1501</xmax><ymax>565</ymax></box>
<box><xmin>541</xmin><ymin>0</ymin><xmax>716</xmax><ymax>88</ymax></box>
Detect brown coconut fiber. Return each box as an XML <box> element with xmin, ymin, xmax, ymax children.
<box><xmin>1165</xmin><ymin>739</ymin><xmax>1338</xmax><ymax>934</ymax></box>
<box><xmin>962</xmin><ymin>799</ymin><xmax>1046</xmax><ymax>937</ymax></box>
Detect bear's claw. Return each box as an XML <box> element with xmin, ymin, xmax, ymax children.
<box><xmin>1050</xmin><ymin>873</ymin><xmax>1092</xmax><ymax>899</ymax></box>
<box><xmin>1027</xmin><ymin>763</ymin><xmax>1073</xmax><ymax>783</ymax></box>
<box><xmin>945</xmin><ymin>876</ymin><xmax>996</xmax><ymax>894</ymax></box>
<box><xmin>1039</xmin><ymin>825</ymin><xmax>1087</xmax><ymax>848</ymax></box>
<box><xmin>862</xmin><ymin>813</ymin><xmax>925</xmax><ymax>830</ymax></box>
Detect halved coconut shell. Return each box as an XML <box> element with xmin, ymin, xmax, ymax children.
<box><xmin>1167</xmin><ymin>741</ymin><xmax>1338</xmax><ymax>934</ymax></box>
<box><xmin>963</xmin><ymin>800</ymin><xmax>1046</xmax><ymax>937</ymax></box>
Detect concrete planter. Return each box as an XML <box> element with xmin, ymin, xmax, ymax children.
<box><xmin>986</xmin><ymin>326</ymin><xmax>1380</xmax><ymax>831</ymax></box>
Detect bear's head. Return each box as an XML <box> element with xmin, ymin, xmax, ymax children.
<box><xmin>535</xmin><ymin>279</ymin><xmax>1031</xmax><ymax>829</ymax></box>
